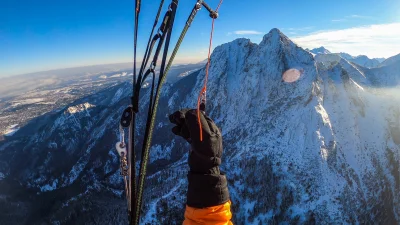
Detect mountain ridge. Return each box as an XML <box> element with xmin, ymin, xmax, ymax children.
<box><xmin>309</xmin><ymin>46</ymin><xmax>394</xmax><ymax>69</ymax></box>
<box><xmin>380</xmin><ymin>53</ymin><xmax>400</xmax><ymax>67</ymax></box>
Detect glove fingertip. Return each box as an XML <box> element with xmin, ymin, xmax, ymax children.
<box><xmin>168</xmin><ymin>114</ymin><xmax>175</xmax><ymax>123</ymax></box>
<box><xmin>172</xmin><ymin>126</ymin><xmax>181</xmax><ymax>135</ymax></box>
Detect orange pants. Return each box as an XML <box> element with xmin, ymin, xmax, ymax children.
<box><xmin>183</xmin><ymin>201</ymin><xmax>233</xmax><ymax>225</ymax></box>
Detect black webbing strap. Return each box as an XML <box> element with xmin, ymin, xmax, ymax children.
<box><xmin>131</xmin><ymin>2</ymin><xmax>178</xmax><ymax>225</ymax></box>
<box><xmin>123</xmin><ymin>0</ymin><xmax>220</xmax><ymax>224</ymax></box>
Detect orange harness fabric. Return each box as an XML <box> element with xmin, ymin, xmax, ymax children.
<box><xmin>183</xmin><ymin>201</ymin><xmax>233</xmax><ymax>225</ymax></box>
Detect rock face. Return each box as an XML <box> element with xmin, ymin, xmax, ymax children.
<box><xmin>0</xmin><ymin>29</ymin><xmax>399</xmax><ymax>225</ymax></box>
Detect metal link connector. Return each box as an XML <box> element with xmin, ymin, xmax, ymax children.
<box><xmin>209</xmin><ymin>11</ymin><xmax>218</xmax><ymax>19</ymax></box>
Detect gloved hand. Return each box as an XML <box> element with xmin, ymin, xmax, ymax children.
<box><xmin>169</xmin><ymin>109</ymin><xmax>223</xmax><ymax>175</ymax></box>
<box><xmin>169</xmin><ymin>109</ymin><xmax>229</xmax><ymax>208</ymax></box>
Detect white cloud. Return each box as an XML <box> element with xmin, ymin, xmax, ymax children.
<box><xmin>234</xmin><ymin>30</ymin><xmax>263</xmax><ymax>35</ymax></box>
<box><xmin>331</xmin><ymin>19</ymin><xmax>347</xmax><ymax>22</ymax></box>
<box><xmin>286</xmin><ymin>26</ymin><xmax>315</xmax><ymax>31</ymax></box>
<box><xmin>332</xmin><ymin>15</ymin><xmax>372</xmax><ymax>22</ymax></box>
<box><xmin>292</xmin><ymin>23</ymin><xmax>400</xmax><ymax>58</ymax></box>
<box><xmin>348</xmin><ymin>14</ymin><xmax>372</xmax><ymax>19</ymax></box>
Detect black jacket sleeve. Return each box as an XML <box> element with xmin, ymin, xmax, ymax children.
<box><xmin>187</xmin><ymin>171</ymin><xmax>230</xmax><ymax>208</ymax></box>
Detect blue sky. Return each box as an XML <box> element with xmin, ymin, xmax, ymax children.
<box><xmin>1</xmin><ymin>0</ymin><xmax>400</xmax><ymax>77</ymax></box>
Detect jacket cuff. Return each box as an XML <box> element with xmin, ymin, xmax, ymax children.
<box><xmin>186</xmin><ymin>172</ymin><xmax>230</xmax><ymax>208</ymax></box>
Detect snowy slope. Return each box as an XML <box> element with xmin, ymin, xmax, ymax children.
<box><xmin>0</xmin><ymin>29</ymin><xmax>399</xmax><ymax>225</ymax></box>
<box><xmin>380</xmin><ymin>53</ymin><xmax>400</xmax><ymax>67</ymax></box>
<box><xmin>309</xmin><ymin>46</ymin><xmax>331</xmax><ymax>54</ymax></box>
<box><xmin>375</xmin><ymin>58</ymin><xmax>386</xmax><ymax>63</ymax></box>
<box><xmin>338</xmin><ymin>52</ymin><xmax>354</xmax><ymax>60</ymax></box>
<box><xmin>314</xmin><ymin>50</ymin><xmax>384</xmax><ymax>68</ymax></box>
<box><xmin>336</xmin><ymin>54</ymin><xmax>380</xmax><ymax>68</ymax></box>
<box><xmin>351</xmin><ymin>55</ymin><xmax>380</xmax><ymax>68</ymax></box>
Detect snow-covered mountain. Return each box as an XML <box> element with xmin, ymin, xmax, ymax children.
<box><xmin>1</xmin><ymin>29</ymin><xmax>399</xmax><ymax>225</ymax></box>
<box><xmin>380</xmin><ymin>53</ymin><xmax>400</xmax><ymax>67</ymax></box>
<box><xmin>310</xmin><ymin>47</ymin><xmax>384</xmax><ymax>69</ymax></box>
<box><xmin>337</xmin><ymin>52</ymin><xmax>354</xmax><ymax>60</ymax></box>
<box><xmin>375</xmin><ymin>57</ymin><xmax>386</xmax><ymax>63</ymax></box>
<box><xmin>350</xmin><ymin>55</ymin><xmax>381</xmax><ymax>68</ymax></box>
<box><xmin>308</xmin><ymin>46</ymin><xmax>331</xmax><ymax>54</ymax></box>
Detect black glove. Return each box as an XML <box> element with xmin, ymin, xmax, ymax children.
<box><xmin>169</xmin><ymin>109</ymin><xmax>222</xmax><ymax>174</ymax></box>
<box><xmin>169</xmin><ymin>109</ymin><xmax>229</xmax><ymax>208</ymax></box>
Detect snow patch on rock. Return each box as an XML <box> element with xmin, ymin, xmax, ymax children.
<box><xmin>66</xmin><ymin>102</ymin><xmax>95</xmax><ymax>114</ymax></box>
<box><xmin>111</xmin><ymin>88</ymin><xmax>123</xmax><ymax>105</ymax></box>
<box><xmin>40</xmin><ymin>179</ymin><xmax>58</xmax><ymax>192</ymax></box>
<box><xmin>0</xmin><ymin>172</ymin><xmax>5</xmax><ymax>181</ymax></box>
<box><xmin>3</xmin><ymin>124</ymin><xmax>19</xmax><ymax>136</ymax></box>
